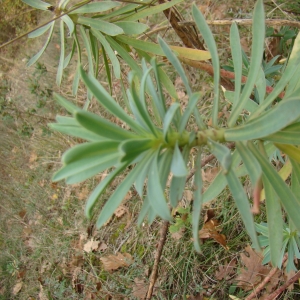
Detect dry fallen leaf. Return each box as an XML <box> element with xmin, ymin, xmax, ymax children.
<box><xmin>215</xmin><ymin>259</ymin><xmax>237</xmax><ymax>280</ymax></box>
<box><xmin>38</xmin><ymin>283</ymin><xmax>48</xmax><ymax>300</ymax></box>
<box><xmin>171</xmin><ymin>227</ymin><xmax>185</xmax><ymax>240</ymax></box>
<box><xmin>202</xmin><ymin>167</ymin><xmax>220</xmax><ymax>183</ymax></box>
<box><xmin>235</xmin><ymin>245</ymin><xmax>271</xmax><ymax>291</ymax></box>
<box><xmin>12</xmin><ymin>281</ymin><xmax>23</xmax><ymax>295</ymax></box>
<box><xmin>199</xmin><ymin>218</ymin><xmax>228</xmax><ymax>249</ymax></box>
<box><xmin>100</xmin><ymin>252</ymin><xmax>133</xmax><ymax>272</ymax></box>
<box><xmin>114</xmin><ymin>205</ymin><xmax>127</xmax><ymax>218</ymax></box>
<box><xmin>83</xmin><ymin>238</ymin><xmax>100</xmax><ymax>253</ymax></box>
<box><xmin>132</xmin><ymin>278</ymin><xmax>148</xmax><ymax>299</ymax></box>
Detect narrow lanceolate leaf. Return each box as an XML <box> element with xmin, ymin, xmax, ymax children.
<box><xmin>249</xmin><ymin>142</ymin><xmax>300</xmax><ymax>233</ymax></box>
<box><xmin>192</xmin><ymin>150</ymin><xmax>203</xmax><ymax>252</ymax></box>
<box><xmin>226</xmin><ymin>169</ymin><xmax>260</xmax><ymax>250</ymax></box>
<box><xmin>77</xmin><ymin>16</ymin><xmax>124</xmax><ymax>36</ymax></box>
<box><xmin>91</xmin><ymin>29</ymin><xmax>120</xmax><ymax>79</ymax></box>
<box><xmin>274</xmin><ymin>143</ymin><xmax>300</xmax><ymax>163</ymax></box>
<box><xmin>264</xmin><ymin>122</ymin><xmax>300</xmax><ymax>145</ymax></box>
<box><xmin>171</xmin><ymin>142</ymin><xmax>188</xmax><ymax>177</ymax></box>
<box><xmin>179</xmin><ymin>92</ymin><xmax>200</xmax><ymax>134</ymax></box>
<box><xmin>147</xmin><ymin>152</ymin><xmax>172</xmax><ymax>221</ymax></box>
<box><xmin>62</xmin><ymin>141</ymin><xmax>120</xmax><ymax>164</ymax></box>
<box><xmin>115</xmin><ymin>22</ymin><xmax>149</xmax><ymax>35</ymax></box>
<box><xmin>163</xmin><ymin>103</ymin><xmax>180</xmax><ymax>139</ymax></box>
<box><xmin>22</xmin><ymin>0</ymin><xmax>51</xmax><ymax>10</ymax></box>
<box><xmin>117</xmin><ymin>35</ymin><xmax>211</xmax><ymax>61</ymax></box>
<box><xmin>96</xmin><ymin>150</ymin><xmax>155</xmax><ymax>227</ymax></box>
<box><xmin>251</xmin><ymin>29</ymin><xmax>300</xmax><ymax>119</ymax></box>
<box><xmin>75</xmin><ymin>110</ymin><xmax>136</xmax><ymax>141</ymax></box>
<box><xmin>27</xmin><ymin>22</ymin><xmax>55</xmax><ymax>66</ymax></box>
<box><xmin>263</xmin><ymin>175</ymin><xmax>283</xmax><ymax>267</ymax></box>
<box><xmin>69</xmin><ymin>1</ymin><xmax>121</xmax><ymax>14</ymax></box>
<box><xmin>119</xmin><ymin>138</ymin><xmax>154</xmax><ymax>162</ymax></box>
<box><xmin>208</xmin><ymin>139</ymin><xmax>232</xmax><ymax>174</ymax></box>
<box><xmin>79</xmin><ymin>26</ymin><xmax>94</xmax><ymax>78</ymax></box>
<box><xmin>49</xmin><ymin>117</ymin><xmax>105</xmax><ymax>142</ymax></box>
<box><xmin>123</xmin><ymin>0</ymin><xmax>184</xmax><ymax>22</ymax></box>
<box><xmin>62</xmin><ymin>15</ymin><xmax>74</xmax><ymax>36</ymax></box>
<box><xmin>230</xmin><ymin>22</ymin><xmax>242</xmax><ymax>112</ymax></box>
<box><xmin>64</xmin><ymin>39</ymin><xmax>75</xmax><ymax>69</ymax></box>
<box><xmin>79</xmin><ymin>67</ymin><xmax>146</xmax><ymax>134</ymax></box>
<box><xmin>225</xmin><ymin>98</ymin><xmax>300</xmax><ymax>141</ymax></box>
<box><xmin>56</xmin><ymin>20</ymin><xmax>65</xmax><ymax>86</ymax></box>
<box><xmin>28</xmin><ymin>22</ymin><xmax>52</xmax><ymax>38</ymax></box>
<box><xmin>158</xmin><ymin>37</ymin><xmax>192</xmax><ymax>97</ymax></box>
<box><xmin>236</xmin><ymin>141</ymin><xmax>261</xmax><ymax>185</ymax></box>
<box><xmin>85</xmin><ymin>162</ymin><xmax>128</xmax><ymax>218</ymax></box>
<box><xmin>192</xmin><ymin>4</ymin><xmax>220</xmax><ymax>127</ymax></box>
<box><xmin>54</xmin><ymin>93</ymin><xmax>79</xmax><ymax>114</ymax></box>
<box><xmin>228</xmin><ymin>0</ymin><xmax>265</xmax><ymax>126</ymax></box>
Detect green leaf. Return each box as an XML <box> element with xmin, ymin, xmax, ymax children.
<box><xmin>228</xmin><ymin>0</ymin><xmax>265</xmax><ymax>126</ymax></box>
<box><xmin>53</xmin><ymin>93</ymin><xmax>79</xmax><ymax>114</ymax></box>
<box><xmin>251</xmin><ymin>30</ymin><xmax>300</xmax><ymax>119</ymax></box>
<box><xmin>123</xmin><ymin>0</ymin><xmax>184</xmax><ymax>22</ymax></box>
<box><xmin>208</xmin><ymin>139</ymin><xmax>232</xmax><ymax>174</ymax></box>
<box><xmin>85</xmin><ymin>162</ymin><xmax>128</xmax><ymax>218</ymax></box>
<box><xmin>62</xmin><ymin>15</ymin><xmax>75</xmax><ymax>35</ymax></box>
<box><xmin>96</xmin><ymin>150</ymin><xmax>155</xmax><ymax>227</ymax></box>
<box><xmin>236</xmin><ymin>141</ymin><xmax>261</xmax><ymax>185</ymax></box>
<box><xmin>158</xmin><ymin>37</ymin><xmax>192</xmax><ymax>97</ymax></box>
<box><xmin>101</xmin><ymin>45</ymin><xmax>113</xmax><ymax>93</ymax></box>
<box><xmin>225</xmin><ymin>98</ymin><xmax>300</xmax><ymax>141</ymax></box>
<box><xmin>62</xmin><ymin>141</ymin><xmax>120</xmax><ymax>164</ymax></box>
<box><xmin>91</xmin><ymin>29</ymin><xmax>120</xmax><ymax>79</ymax></box>
<box><xmin>64</xmin><ymin>40</ymin><xmax>75</xmax><ymax>69</ymax></box>
<box><xmin>255</xmin><ymin>68</ymin><xmax>266</xmax><ymax>104</ymax></box>
<box><xmin>263</xmin><ymin>176</ymin><xmax>283</xmax><ymax>267</ymax></box>
<box><xmin>56</xmin><ymin>20</ymin><xmax>65</xmax><ymax>86</ymax></box>
<box><xmin>192</xmin><ymin>4</ymin><xmax>220</xmax><ymax>127</ymax></box>
<box><xmin>226</xmin><ymin>168</ymin><xmax>260</xmax><ymax>250</ymax></box>
<box><xmin>179</xmin><ymin>92</ymin><xmax>200</xmax><ymax>134</ymax></box>
<box><xmin>163</xmin><ymin>103</ymin><xmax>180</xmax><ymax>139</ymax></box>
<box><xmin>224</xmin><ymin>91</ymin><xmax>258</xmax><ymax>114</ymax></box>
<box><xmin>147</xmin><ymin>152</ymin><xmax>172</xmax><ymax>220</ymax></box>
<box><xmin>119</xmin><ymin>138</ymin><xmax>154</xmax><ymax>162</ymax></box>
<box><xmin>106</xmin><ymin>36</ymin><xmax>142</xmax><ymax>77</ymax></box>
<box><xmin>69</xmin><ymin>1</ymin><xmax>121</xmax><ymax>14</ymax></box>
<box><xmin>28</xmin><ymin>22</ymin><xmax>52</xmax><ymax>38</ymax></box>
<box><xmin>79</xmin><ymin>67</ymin><xmax>146</xmax><ymax>135</ymax></box>
<box><xmin>192</xmin><ymin>150</ymin><xmax>203</xmax><ymax>253</ymax></box>
<box><xmin>27</xmin><ymin>22</ymin><xmax>55</xmax><ymax>66</ymax></box>
<box><xmin>264</xmin><ymin>122</ymin><xmax>300</xmax><ymax>145</ymax></box>
<box><xmin>229</xmin><ymin>22</ymin><xmax>242</xmax><ymax>112</ymax></box>
<box><xmin>115</xmin><ymin>22</ymin><xmax>149</xmax><ymax>35</ymax></box>
<box><xmin>77</xmin><ymin>16</ymin><xmax>124</xmax><ymax>36</ymax></box>
<box><xmin>75</xmin><ymin>110</ymin><xmax>137</xmax><ymax>141</ymax></box>
<box><xmin>249</xmin><ymin>142</ymin><xmax>300</xmax><ymax>233</ymax></box>
<box><xmin>171</xmin><ymin>142</ymin><xmax>188</xmax><ymax>177</ymax></box>
<box><xmin>53</xmin><ymin>152</ymin><xmax>119</xmax><ymax>183</ymax></box>
<box><xmin>22</xmin><ymin>0</ymin><xmax>51</xmax><ymax>10</ymax></box>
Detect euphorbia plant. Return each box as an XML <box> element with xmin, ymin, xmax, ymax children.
<box><xmin>50</xmin><ymin>0</ymin><xmax>300</xmax><ymax>268</ymax></box>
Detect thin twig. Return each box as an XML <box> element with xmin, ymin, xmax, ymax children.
<box><xmin>264</xmin><ymin>270</ymin><xmax>300</xmax><ymax>300</ymax></box>
<box><xmin>245</xmin><ymin>255</ymin><xmax>287</xmax><ymax>300</ymax></box>
<box><xmin>179</xmin><ymin>19</ymin><xmax>300</xmax><ymax>29</ymax></box>
<box><xmin>145</xmin><ymin>220</ymin><xmax>169</xmax><ymax>299</ymax></box>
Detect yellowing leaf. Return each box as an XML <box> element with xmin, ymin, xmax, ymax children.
<box><xmin>275</xmin><ymin>143</ymin><xmax>300</xmax><ymax>163</ymax></box>
<box><xmin>100</xmin><ymin>252</ymin><xmax>133</xmax><ymax>272</ymax></box>
<box><xmin>260</xmin><ymin>159</ymin><xmax>292</xmax><ymax>201</ymax></box>
<box><xmin>170</xmin><ymin>45</ymin><xmax>211</xmax><ymax>61</ymax></box>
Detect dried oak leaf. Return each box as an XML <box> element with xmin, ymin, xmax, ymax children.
<box><xmin>12</xmin><ymin>281</ymin><xmax>23</xmax><ymax>295</ymax></box>
<box><xmin>100</xmin><ymin>252</ymin><xmax>133</xmax><ymax>272</ymax></box>
<box><xmin>132</xmin><ymin>278</ymin><xmax>148</xmax><ymax>299</ymax></box>
<box><xmin>215</xmin><ymin>259</ymin><xmax>237</xmax><ymax>280</ymax></box>
<box><xmin>83</xmin><ymin>238</ymin><xmax>100</xmax><ymax>253</ymax></box>
<box><xmin>235</xmin><ymin>245</ymin><xmax>270</xmax><ymax>291</ymax></box>
<box><xmin>199</xmin><ymin>218</ymin><xmax>228</xmax><ymax>249</ymax></box>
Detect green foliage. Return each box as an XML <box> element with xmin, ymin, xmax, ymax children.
<box><xmin>23</xmin><ymin>0</ymin><xmax>300</xmax><ymax>267</ymax></box>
